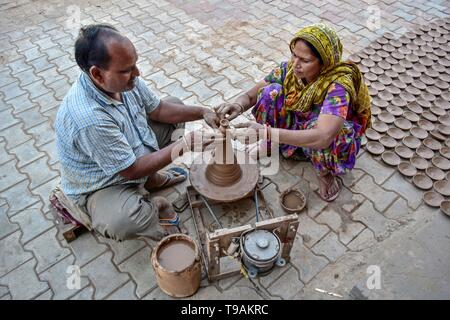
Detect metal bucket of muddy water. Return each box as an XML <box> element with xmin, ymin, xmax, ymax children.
<box><xmin>151</xmin><ymin>234</ymin><xmax>201</xmax><ymax>298</ymax></box>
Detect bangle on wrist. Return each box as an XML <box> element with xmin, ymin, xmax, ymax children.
<box><xmin>234</xmin><ymin>102</ymin><xmax>245</xmax><ymax>114</ymax></box>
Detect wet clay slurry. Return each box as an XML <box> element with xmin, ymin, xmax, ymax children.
<box><xmin>157</xmin><ymin>240</ymin><xmax>196</xmax><ymax>272</ymax></box>
<box><xmin>283</xmin><ymin>192</ymin><xmax>305</xmax><ymax>210</ymax></box>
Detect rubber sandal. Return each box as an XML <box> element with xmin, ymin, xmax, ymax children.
<box><xmin>159</xmin><ymin>211</ymin><xmax>180</xmax><ymax>226</ymax></box>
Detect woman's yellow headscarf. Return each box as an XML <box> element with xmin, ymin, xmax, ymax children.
<box><xmin>283</xmin><ymin>23</ymin><xmax>372</xmax><ymax>132</ymax></box>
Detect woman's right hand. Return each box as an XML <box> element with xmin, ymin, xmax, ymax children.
<box><xmin>214</xmin><ymin>102</ymin><xmax>244</xmax><ymax>121</ymax></box>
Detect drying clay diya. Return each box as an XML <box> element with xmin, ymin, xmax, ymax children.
<box><xmin>406</xmin><ymin>85</ymin><xmax>421</xmax><ymax>96</ymax></box>
<box><xmin>434</xmin><ymin>180</ymin><xmax>450</xmax><ymax>197</ymax></box>
<box><xmin>426</xmin><ymin>86</ymin><xmax>442</xmax><ymax>96</ymax></box>
<box><xmin>361</xmin><ymin>58</ymin><xmax>376</xmax><ymax>68</ymax></box>
<box><xmin>430</xmin><ymin>130</ymin><xmax>446</xmax><ymax>141</ymax></box>
<box><xmin>382</xmin><ymin>151</ymin><xmax>401</xmax><ymax>166</ymax></box>
<box><xmin>398</xmin><ymin>161</ymin><xmax>417</xmax><ymax>177</ymax></box>
<box><xmin>413</xmin><ymin>174</ymin><xmax>433</xmax><ymax>190</ymax></box>
<box><xmin>420</xmin><ymin>92</ymin><xmax>436</xmax><ymax>102</ymax></box>
<box><xmin>372</xmin><ymin>121</ymin><xmax>389</xmax><ymax>133</ymax></box>
<box><xmin>410</xmin><ymin>127</ymin><xmax>429</xmax><ymax>139</ymax></box>
<box><xmin>395</xmin><ymin>145</ymin><xmax>414</xmax><ymax>158</ymax></box>
<box><xmin>371</xmin><ymin>105</ymin><xmax>381</xmax><ymax>116</ymax></box>
<box><xmin>371</xmin><ymin>81</ymin><xmax>385</xmax><ymax>91</ymax></box>
<box><xmin>378</xmin><ymin>61</ymin><xmax>391</xmax><ymax>70</ymax></box>
<box><xmin>437</xmin><ymin>124</ymin><xmax>450</xmax><ymax>136</ymax></box>
<box><xmin>399</xmin><ymin>92</ymin><xmax>415</xmax><ymax>103</ymax></box>
<box><xmin>435</xmin><ymin>99</ymin><xmax>450</xmax><ymax>110</ymax></box>
<box><xmin>404</xmin><ymin>111</ymin><xmax>420</xmax><ymax>123</ymax></box>
<box><xmin>416</xmin><ymin>98</ymin><xmax>431</xmax><ymax>109</ymax></box>
<box><xmin>372</xmin><ymin>97</ymin><xmax>389</xmax><ymax>108</ymax></box>
<box><xmin>385</xmin><ymin>69</ymin><xmax>398</xmax><ymax>78</ymax></box>
<box><xmin>379</xmin><ymin>112</ymin><xmax>395</xmax><ymax>124</ymax></box>
<box><xmin>416</xmin><ymin>145</ymin><xmax>434</xmax><ymax>159</ymax></box>
<box><xmin>419</xmin><ymin>74</ymin><xmax>434</xmax><ymax>85</ymax></box>
<box><xmin>392</xmin><ymin>79</ymin><xmax>407</xmax><ymax>89</ymax></box>
<box><xmin>365</xmin><ymin>128</ymin><xmax>381</xmax><ymax>141</ymax></box>
<box><xmin>387</xmin><ymin>128</ymin><xmax>406</xmax><ymax>140</ymax></box>
<box><xmin>410</xmin><ymin>155</ymin><xmax>429</xmax><ymax>170</ymax></box>
<box><xmin>369</xmin><ymin>53</ymin><xmax>382</xmax><ymax>62</ymax></box>
<box><xmin>361</xmin><ymin>135</ymin><xmax>368</xmax><ymax>146</ymax></box>
<box><xmin>379</xmin><ymin>91</ymin><xmax>394</xmax><ymax>102</ymax></box>
<box><xmin>385</xmin><ymin>86</ymin><xmax>401</xmax><ymax>95</ymax></box>
<box><xmin>365</xmin><ymin>72</ymin><xmax>378</xmax><ymax>82</ymax></box>
<box><xmin>426</xmin><ymin>166</ymin><xmax>446</xmax><ymax>181</ymax></box>
<box><xmin>440</xmin><ymin>146</ymin><xmax>450</xmax><ymax>159</ymax></box>
<box><xmin>440</xmin><ymin>200</ymin><xmax>450</xmax><ymax>217</ymax></box>
<box><xmin>438</xmin><ymin>115</ymin><xmax>450</xmax><ymax>126</ymax></box>
<box><xmin>366</xmin><ymin>141</ymin><xmax>385</xmax><ymax>155</ymax></box>
<box><xmin>423</xmin><ymin>138</ymin><xmax>442</xmax><ymax>151</ymax></box>
<box><xmin>387</xmin><ymin>106</ymin><xmax>403</xmax><ymax>116</ymax></box>
<box><xmin>430</xmin><ymin>107</ymin><xmax>446</xmax><ymax>117</ymax></box>
<box><xmin>407</xmin><ymin>103</ymin><xmax>423</xmax><ymax>114</ymax></box>
<box><xmin>432</xmin><ymin>156</ymin><xmax>450</xmax><ymax>171</ymax></box>
<box><xmin>446</xmin><ymin>139</ymin><xmax>450</xmax><ymax>148</ymax></box>
<box><xmin>368</xmin><ymin>87</ymin><xmax>378</xmax><ymax>96</ymax></box>
<box><xmin>403</xmin><ymin>136</ymin><xmax>421</xmax><ymax>149</ymax></box>
<box><xmin>395</xmin><ymin>118</ymin><xmax>412</xmax><ymax>130</ymax></box>
<box><xmin>400</xmin><ymin>59</ymin><xmax>414</xmax><ymax>69</ymax></box>
<box><xmin>422</xmin><ymin>111</ymin><xmax>438</xmax><ymax>122</ymax></box>
<box><xmin>423</xmin><ymin>191</ymin><xmax>444</xmax><ymax>207</ymax></box>
<box><xmin>280</xmin><ymin>188</ymin><xmax>307</xmax><ymax>213</ymax></box>
<box><xmin>418</xmin><ymin>120</ymin><xmax>435</xmax><ymax>132</ymax></box>
<box><xmin>411</xmin><ymin>79</ymin><xmax>426</xmax><ymax>90</ymax></box>
<box><xmin>378</xmin><ymin>74</ymin><xmax>392</xmax><ymax>85</ymax></box>
<box><xmin>380</xmin><ymin>136</ymin><xmax>397</xmax><ymax>148</ymax></box>
<box><xmin>435</xmin><ymin>80</ymin><xmax>450</xmax><ymax>91</ymax></box>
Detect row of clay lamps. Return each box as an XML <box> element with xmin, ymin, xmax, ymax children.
<box><xmin>352</xmin><ymin>17</ymin><xmax>450</xmax><ymax>215</ymax></box>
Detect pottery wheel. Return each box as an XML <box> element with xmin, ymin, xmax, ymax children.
<box><xmin>189</xmin><ymin>120</ymin><xmax>259</xmax><ymax>202</ymax></box>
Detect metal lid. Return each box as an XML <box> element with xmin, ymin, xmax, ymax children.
<box><xmin>243</xmin><ymin>230</ymin><xmax>280</xmax><ymax>261</ymax></box>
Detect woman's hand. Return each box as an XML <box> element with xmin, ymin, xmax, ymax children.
<box><xmin>214</xmin><ymin>103</ymin><xmax>244</xmax><ymax>121</ymax></box>
<box><xmin>232</xmin><ymin>121</ymin><xmax>265</xmax><ymax>144</ymax></box>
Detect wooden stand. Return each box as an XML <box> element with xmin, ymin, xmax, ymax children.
<box><xmin>186</xmin><ymin>185</ymin><xmax>299</xmax><ymax>281</ymax></box>
<box><xmin>50</xmin><ymin>207</ymin><xmax>86</xmax><ymax>242</ymax></box>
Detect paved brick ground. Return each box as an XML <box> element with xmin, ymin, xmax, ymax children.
<box><xmin>0</xmin><ymin>0</ymin><xmax>449</xmax><ymax>300</ymax></box>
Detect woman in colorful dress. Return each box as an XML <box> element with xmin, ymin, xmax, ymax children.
<box><xmin>216</xmin><ymin>23</ymin><xmax>372</xmax><ymax>202</ymax></box>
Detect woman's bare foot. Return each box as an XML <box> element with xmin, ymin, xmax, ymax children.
<box><xmin>316</xmin><ymin>171</ymin><xmax>341</xmax><ymax>202</ymax></box>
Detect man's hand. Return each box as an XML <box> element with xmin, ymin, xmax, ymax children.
<box><xmin>203</xmin><ymin>109</ymin><xmax>221</xmax><ymax>130</ymax></box>
<box><xmin>214</xmin><ymin>103</ymin><xmax>243</xmax><ymax>121</ymax></box>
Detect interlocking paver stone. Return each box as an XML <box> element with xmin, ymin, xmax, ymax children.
<box><xmin>82</xmin><ymin>251</ymin><xmax>129</xmax><ymax>300</ymax></box>
<box><xmin>118</xmin><ymin>247</ymin><xmax>156</xmax><ymax>298</ymax></box>
<box><xmin>267</xmin><ymin>267</ymin><xmax>303</xmax><ymax>299</ymax></box>
<box><xmin>0</xmin><ymin>231</ymin><xmax>33</xmax><ymax>276</ymax></box>
<box><xmin>40</xmin><ymin>255</ymin><xmax>89</xmax><ymax>300</ymax></box>
<box><xmin>0</xmin><ymin>259</ymin><xmax>48</xmax><ymax>299</ymax></box>
<box><xmin>350</xmin><ymin>175</ymin><xmax>398</xmax><ymax>212</ymax></box>
<box><xmin>97</xmin><ymin>237</ymin><xmax>147</xmax><ymax>265</ymax></box>
<box><xmin>106</xmin><ymin>281</ymin><xmax>138</xmax><ymax>300</ymax></box>
<box><xmin>352</xmin><ymin>200</ymin><xmax>400</xmax><ymax>241</ymax></box>
<box><xmin>10</xmin><ymin>206</ymin><xmax>53</xmax><ymax>244</ymax></box>
<box><xmin>24</xmin><ymin>227</ymin><xmax>71</xmax><ymax>273</ymax></box>
<box><xmin>311</xmin><ymin>232</ymin><xmax>348</xmax><ymax>263</ymax></box>
<box><xmin>0</xmin><ymin>205</ymin><xmax>19</xmax><ymax>240</ymax></box>
<box><xmin>0</xmin><ymin>160</ymin><xmax>27</xmax><ymax>193</ymax></box>
<box><xmin>68</xmin><ymin>232</ymin><xmax>108</xmax><ymax>267</ymax></box>
<box><xmin>298</xmin><ymin>214</ymin><xmax>330</xmax><ymax>248</ymax></box>
<box><xmin>383</xmin><ymin>172</ymin><xmax>424</xmax><ymax>210</ymax></box>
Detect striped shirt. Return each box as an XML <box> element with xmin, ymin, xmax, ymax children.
<box><xmin>55</xmin><ymin>72</ymin><xmax>160</xmax><ymax>203</ymax></box>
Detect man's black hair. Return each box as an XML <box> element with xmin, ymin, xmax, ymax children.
<box><xmin>74</xmin><ymin>24</ymin><xmax>122</xmax><ymax>73</ymax></box>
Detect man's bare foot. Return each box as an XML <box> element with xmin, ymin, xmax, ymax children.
<box><xmin>153</xmin><ymin>196</ymin><xmax>180</xmax><ymax>235</ymax></box>
<box><xmin>145</xmin><ymin>168</ymin><xmax>187</xmax><ymax>192</ymax></box>
<box><xmin>316</xmin><ymin>171</ymin><xmax>341</xmax><ymax>202</ymax></box>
